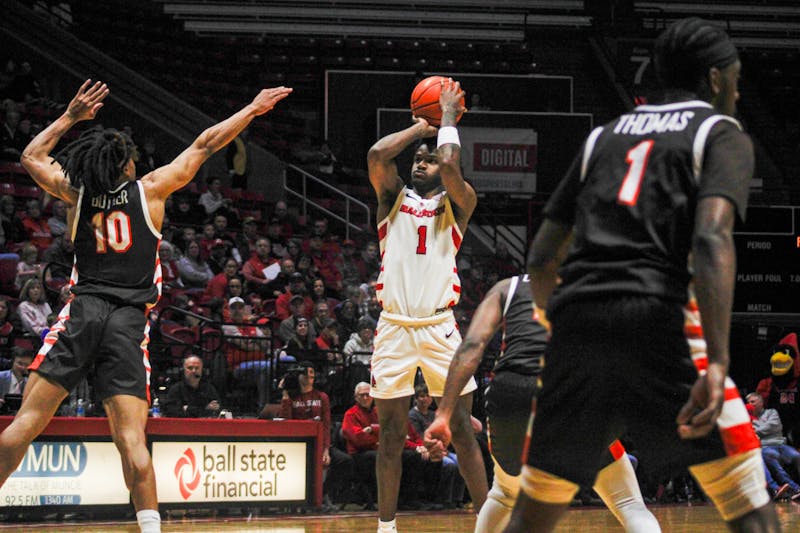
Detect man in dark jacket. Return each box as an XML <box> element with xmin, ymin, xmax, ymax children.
<box><xmin>163</xmin><ymin>355</ymin><xmax>220</xmax><ymax>418</ymax></box>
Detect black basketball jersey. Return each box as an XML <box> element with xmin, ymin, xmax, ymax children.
<box><xmin>544</xmin><ymin>100</ymin><xmax>753</xmax><ymax>312</ymax></box>
<box><xmin>70</xmin><ymin>180</ymin><xmax>161</xmax><ymax>307</ymax></box>
<box><xmin>493</xmin><ymin>274</ymin><xmax>547</xmax><ymax>376</ymax></box>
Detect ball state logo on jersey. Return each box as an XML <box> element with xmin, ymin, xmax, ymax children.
<box><xmin>174</xmin><ymin>447</ymin><xmax>201</xmax><ymax>499</ymax></box>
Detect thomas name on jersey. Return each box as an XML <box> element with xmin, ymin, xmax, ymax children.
<box><xmin>613</xmin><ymin>111</ymin><xmax>694</xmax><ymax>135</ymax></box>
<box><xmin>90</xmin><ymin>189</ymin><xmax>130</xmax><ymax>210</ymax></box>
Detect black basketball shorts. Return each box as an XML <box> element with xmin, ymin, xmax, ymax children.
<box><xmin>527</xmin><ymin>296</ymin><xmax>728</xmax><ymax>486</ymax></box>
<box><xmin>30</xmin><ymin>294</ymin><xmax>151</xmax><ymax>402</ymax></box>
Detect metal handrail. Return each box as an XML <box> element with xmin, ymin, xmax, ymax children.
<box><xmin>284</xmin><ymin>164</ymin><xmax>372</xmax><ymax>239</ymax></box>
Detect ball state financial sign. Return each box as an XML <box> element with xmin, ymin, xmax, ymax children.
<box><xmin>461</xmin><ymin>127</ymin><xmax>537</xmax><ymax>194</ymax></box>
<box><xmin>153</xmin><ymin>441</ymin><xmax>307</xmax><ymax>503</ymax></box>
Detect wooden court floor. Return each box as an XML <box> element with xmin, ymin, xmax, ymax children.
<box><xmin>0</xmin><ymin>502</ymin><xmax>798</xmax><ymax>532</ymax></box>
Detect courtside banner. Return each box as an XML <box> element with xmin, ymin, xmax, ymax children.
<box><xmin>460</xmin><ymin>127</ymin><xmax>538</xmax><ymax>193</ymax></box>
<box><xmin>153</xmin><ymin>441</ymin><xmax>307</xmax><ymax>503</ymax></box>
<box><xmin>0</xmin><ymin>442</ymin><xmax>129</xmax><ymax>506</ymax></box>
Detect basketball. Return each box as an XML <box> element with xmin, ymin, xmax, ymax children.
<box><xmin>410</xmin><ymin>75</ymin><xmax>465</xmax><ymax>127</ymax></box>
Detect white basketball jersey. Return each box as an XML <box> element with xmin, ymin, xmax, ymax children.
<box><xmin>376</xmin><ymin>188</ymin><xmax>463</xmax><ymax>317</ymax></box>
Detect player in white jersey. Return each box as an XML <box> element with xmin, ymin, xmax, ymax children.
<box><xmin>366</xmin><ymin>79</ymin><xmax>486</xmax><ymax>533</ymax></box>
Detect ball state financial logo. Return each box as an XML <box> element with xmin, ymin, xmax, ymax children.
<box><xmin>174</xmin><ymin>448</ymin><xmax>201</xmax><ymax>500</ymax></box>
<box><xmin>472</xmin><ymin>143</ymin><xmax>536</xmax><ymax>173</ymax></box>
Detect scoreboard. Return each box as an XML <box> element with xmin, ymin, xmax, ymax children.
<box><xmin>733</xmin><ymin>206</ymin><xmax>800</xmax><ymax>314</ymax></box>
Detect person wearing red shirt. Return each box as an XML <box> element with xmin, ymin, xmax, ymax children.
<box><xmin>342</xmin><ymin>383</ymin><xmax>427</xmax><ymax>511</ymax></box>
<box><xmin>204</xmin><ymin>258</ymin><xmax>239</xmax><ymax>303</ymax></box>
<box><xmin>21</xmin><ymin>199</ymin><xmax>52</xmax><ymax>253</ymax></box>
<box><xmin>242</xmin><ymin>237</ymin><xmax>279</xmax><ymax>297</ymax></box>
<box><xmin>274</xmin><ymin>362</ymin><xmax>353</xmax><ymax>508</ymax></box>
<box><xmin>275</xmin><ymin>272</ymin><xmax>314</xmax><ymax>320</ymax></box>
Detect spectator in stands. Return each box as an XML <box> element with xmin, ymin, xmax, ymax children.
<box><xmin>0</xmin><ymin>297</ymin><xmax>16</xmax><ymax>359</ymax></box>
<box><xmin>16</xmin><ymin>278</ymin><xmax>50</xmax><ymax>338</ymax></box>
<box><xmin>205</xmin><ymin>258</ymin><xmax>239</xmax><ymax>302</ymax></box>
<box><xmin>221</xmin><ymin>276</ymin><xmax>250</xmax><ymax>321</ymax></box>
<box><xmin>275</xmin><ymin>272</ymin><xmax>314</xmax><ymax>321</ymax></box>
<box><xmin>274</xmin><ymin>360</ymin><xmax>354</xmax><ymax>509</ymax></box>
<box><xmin>747</xmin><ymin>392</ymin><xmax>800</xmax><ymax>501</ymax></box>
<box><xmin>235</xmin><ymin>216</ymin><xmax>260</xmax><ymax>261</ymax></box>
<box><xmin>242</xmin><ymin>237</ymin><xmax>280</xmax><ymax>298</ymax></box>
<box><xmin>295</xmin><ymin>254</ymin><xmax>319</xmax><ymax>286</ymax></box>
<box><xmin>408</xmin><ymin>383</ymin><xmax>464</xmax><ymax>509</ymax></box>
<box><xmin>0</xmin><ymin>109</ymin><xmax>23</xmax><ymax>161</ymax></box>
<box><xmin>21</xmin><ymin>199</ymin><xmax>52</xmax><ymax>253</ymax></box>
<box><xmin>308</xmin><ymin>235</ymin><xmax>343</xmax><ymax>293</ymax></box>
<box><xmin>14</xmin><ymin>242</ymin><xmax>45</xmax><ymax>292</ymax></box>
<box><xmin>0</xmin><ymin>195</ymin><xmax>25</xmax><ymax>248</ymax></box>
<box><xmin>310</xmin><ymin>300</ymin><xmax>333</xmax><ymax>339</ymax></box>
<box><xmin>178</xmin><ymin>240</ymin><xmax>213</xmax><ymax>289</ymax></box>
<box><xmin>343</xmin><ymin>316</ymin><xmax>375</xmax><ymax>366</ymax></box>
<box><xmin>5</xmin><ymin>61</ymin><xmax>41</xmax><ymax>103</ymax></box>
<box><xmin>42</xmin><ymin>233</ymin><xmax>73</xmax><ymax>283</ymax></box>
<box><xmin>305</xmin><ymin>217</ymin><xmax>340</xmax><ymax>259</ymax></box>
<box><xmin>47</xmin><ymin>199</ymin><xmax>67</xmax><ymax>237</ymax></box>
<box><xmin>199</xmin><ymin>224</ymin><xmax>218</xmax><ymax>260</ymax></box>
<box><xmin>0</xmin><ymin>347</ymin><xmax>33</xmax><ymax>403</ymax></box>
<box><xmin>338</xmin><ymin>239</ymin><xmax>366</xmax><ymax>288</ymax></box>
<box><xmin>136</xmin><ymin>136</ymin><xmax>163</xmax><ymax>176</ymax></box>
<box><xmin>264</xmin><ymin>257</ymin><xmax>295</xmax><ymax>299</ymax></box>
<box><xmin>315</xmin><ymin>318</ymin><xmax>341</xmax><ymax>360</ymax></box>
<box><xmin>198</xmin><ymin>176</ymin><xmax>237</xmax><ymax>224</ymax></box>
<box><xmin>207</xmin><ymin>239</ymin><xmax>233</xmax><ymax>276</ymax></box>
<box><xmin>342</xmin><ymin>382</ymin><xmax>427</xmax><ymax>510</ymax></box>
<box><xmin>158</xmin><ymin>241</ymin><xmax>183</xmax><ymax>290</ymax></box>
<box><xmin>212</xmin><ymin>214</ymin><xmax>235</xmax><ymax>244</ymax></box>
<box><xmin>163</xmin><ymin>355</ymin><xmax>221</xmax><ymax>418</ymax></box>
<box><xmin>311</xmin><ymin>278</ymin><xmax>339</xmax><ymax>312</ymax></box>
<box><xmin>334</xmin><ymin>298</ymin><xmax>360</xmax><ymax>342</ymax></box>
<box><xmin>169</xmin><ymin>195</ymin><xmax>202</xmax><ymax>227</ymax></box>
<box><xmin>272</xmin><ymin>200</ymin><xmax>298</xmax><ymax>238</ymax></box>
<box><xmin>265</xmin><ymin>218</ymin><xmax>287</xmax><ymax>259</ymax></box>
<box><xmin>222</xmin><ymin>296</ymin><xmax>269</xmax><ymax>370</ymax></box>
<box><xmin>285</xmin><ymin>237</ymin><xmax>302</xmax><ymax>264</ymax></box>
<box><xmin>279</xmin><ymin>295</ymin><xmax>317</xmax><ymax>344</ymax></box>
<box><xmin>282</xmin><ymin>316</ymin><xmax>314</xmax><ymax>362</ymax></box>
<box><xmin>173</xmin><ymin>226</ymin><xmax>196</xmax><ymax>257</ymax></box>
<box><xmin>360</xmin><ymin>241</ymin><xmax>381</xmax><ymax>281</ymax></box>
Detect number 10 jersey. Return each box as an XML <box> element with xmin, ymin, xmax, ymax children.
<box><xmin>70</xmin><ymin>180</ymin><xmax>162</xmax><ymax>307</ymax></box>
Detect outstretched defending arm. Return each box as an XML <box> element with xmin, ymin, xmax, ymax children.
<box><xmin>20</xmin><ymin>79</ymin><xmax>109</xmax><ymax>206</ymax></box>
<box><xmin>143</xmin><ymin>86</ymin><xmax>293</xmax><ymax>200</ymax></box>
<box><xmin>424</xmin><ymin>279</ymin><xmax>507</xmax><ymax>451</ymax></box>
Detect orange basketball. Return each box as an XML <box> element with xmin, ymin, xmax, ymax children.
<box><xmin>410</xmin><ymin>75</ymin><xmax>465</xmax><ymax>127</ymax></box>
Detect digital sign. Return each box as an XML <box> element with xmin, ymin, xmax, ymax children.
<box><xmin>0</xmin><ymin>442</ymin><xmax>129</xmax><ymax>506</ymax></box>
<box><xmin>152</xmin><ymin>441</ymin><xmax>307</xmax><ymax>504</ymax></box>
<box><xmin>733</xmin><ymin>206</ymin><xmax>800</xmax><ymax>314</ymax></box>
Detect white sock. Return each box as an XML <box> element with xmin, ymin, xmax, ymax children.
<box><xmin>136</xmin><ymin>509</ymin><xmax>161</xmax><ymax>533</ymax></box>
<box><xmin>377</xmin><ymin>518</ymin><xmax>397</xmax><ymax>532</ymax></box>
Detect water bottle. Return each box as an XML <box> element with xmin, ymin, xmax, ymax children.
<box><xmin>76</xmin><ymin>399</ymin><xmax>85</xmax><ymax>417</ymax></box>
<box><xmin>151</xmin><ymin>398</ymin><xmax>161</xmax><ymax>418</ymax></box>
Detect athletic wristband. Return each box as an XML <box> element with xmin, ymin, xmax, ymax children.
<box><xmin>437</xmin><ymin>126</ymin><xmax>460</xmax><ymax>148</ymax></box>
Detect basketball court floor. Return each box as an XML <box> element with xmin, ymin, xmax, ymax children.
<box><xmin>0</xmin><ymin>502</ymin><xmax>798</xmax><ymax>532</ymax></box>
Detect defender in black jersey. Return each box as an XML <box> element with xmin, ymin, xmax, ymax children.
<box><xmin>425</xmin><ymin>275</ymin><xmax>660</xmax><ymax>532</ymax></box>
<box><xmin>504</xmin><ymin>18</ymin><xmax>779</xmax><ymax>533</ymax></box>
<box><xmin>0</xmin><ymin>79</ymin><xmax>292</xmax><ymax>533</ymax></box>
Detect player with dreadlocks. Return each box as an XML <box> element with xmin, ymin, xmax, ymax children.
<box><xmin>0</xmin><ymin>79</ymin><xmax>292</xmax><ymax>533</ymax></box>
<box><xmin>503</xmin><ymin>17</ymin><xmax>780</xmax><ymax>533</ymax></box>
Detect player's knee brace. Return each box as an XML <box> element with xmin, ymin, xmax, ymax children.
<box><xmin>689</xmin><ymin>448</ymin><xmax>769</xmax><ymax>521</ymax></box>
<box><xmin>519</xmin><ymin>465</ymin><xmax>579</xmax><ymax>505</ymax></box>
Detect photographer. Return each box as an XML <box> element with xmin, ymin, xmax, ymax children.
<box><xmin>163</xmin><ymin>355</ymin><xmax>221</xmax><ymax>418</ymax></box>
<box><xmin>273</xmin><ymin>361</ymin><xmax>353</xmax><ymax>509</ymax></box>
